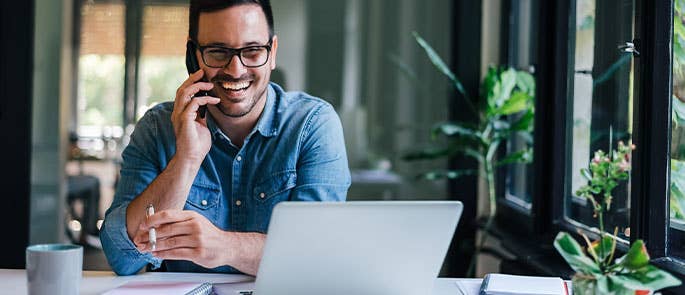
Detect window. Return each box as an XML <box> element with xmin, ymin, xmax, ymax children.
<box><xmin>501</xmin><ymin>0</ymin><xmax>539</xmax><ymax>211</ymax></box>
<box><xmin>670</xmin><ymin>0</ymin><xmax>685</xmax><ymax>261</ymax></box>
<box><xmin>76</xmin><ymin>0</ymin><xmax>126</xmax><ymax>158</ymax></box>
<box><xmin>136</xmin><ymin>3</ymin><xmax>189</xmax><ymax>119</ymax></box>
<box><xmin>564</xmin><ymin>0</ymin><xmax>635</xmax><ymax>242</ymax></box>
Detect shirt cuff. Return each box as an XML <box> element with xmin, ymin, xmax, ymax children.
<box><xmin>104</xmin><ymin>204</ymin><xmax>163</xmax><ymax>269</ymax></box>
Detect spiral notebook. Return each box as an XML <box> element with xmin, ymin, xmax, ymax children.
<box><xmin>102</xmin><ymin>281</ymin><xmax>213</xmax><ymax>295</ymax></box>
<box><xmin>479</xmin><ymin>274</ymin><xmax>569</xmax><ymax>295</ymax></box>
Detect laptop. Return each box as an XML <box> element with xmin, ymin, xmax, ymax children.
<box><xmin>250</xmin><ymin>201</ymin><xmax>463</xmax><ymax>295</ymax></box>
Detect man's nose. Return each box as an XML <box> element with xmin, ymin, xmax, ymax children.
<box><xmin>223</xmin><ymin>54</ymin><xmax>247</xmax><ymax>77</ymax></box>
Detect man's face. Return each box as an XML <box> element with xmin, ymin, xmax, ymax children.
<box><xmin>196</xmin><ymin>4</ymin><xmax>277</xmax><ymax>118</ymax></box>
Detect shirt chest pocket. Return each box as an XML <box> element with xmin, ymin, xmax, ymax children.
<box><xmin>252</xmin><ymin>171</ymin><xmax>297</xmax><ymax>230</ymax></box>
<box><xmin>185</xmin><ymin>183</ymin><xmax>220</xmax><ymax>220</ymax></box>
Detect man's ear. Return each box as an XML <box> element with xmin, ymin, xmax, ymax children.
<box><xmin>270</xmin><ymin>35</ymin><xmax>278</xmax><ymax>70</ymax></box>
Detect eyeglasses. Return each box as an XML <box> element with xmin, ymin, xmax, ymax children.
<box><xmin>193</xmin><ymin>40</ymin><xmax>272</xmax><ymax>68</ymax></box>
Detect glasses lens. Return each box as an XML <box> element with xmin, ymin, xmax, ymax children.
<box><xmin>203</xmin><ymin>48</ymin><xmax>231</xmax><ymax>68</ymax></box>
<box><xmin>240</xmin><ymin>47</ymin><xmax>269</xmax><ymax>67</ymax></box>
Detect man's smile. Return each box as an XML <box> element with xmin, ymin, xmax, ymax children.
<box><xmin>214</xmin><ymin>80</ymin><xmax>253</xmax><ymax>100</ymax></box>
<box><xmin>220</xmin><ymin>80</ymin><xmax>251</xmax><ymax>91</ymax></box>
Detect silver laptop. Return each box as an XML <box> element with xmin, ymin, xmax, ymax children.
<box><xmin>252</xmin><ymin>201</ymin><xmax>463</xmax><ymax>295</ymax></box>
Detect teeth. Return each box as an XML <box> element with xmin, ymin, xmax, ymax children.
<box><xmin>221</xmin><ymin>81</ymin><xmax>250</xmax><ymax>90</ymax></box>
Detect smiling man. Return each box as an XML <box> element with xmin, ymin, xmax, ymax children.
<box><xmin>100</xmin><ymin>0</ymin><xmax>351</xmax><ymax>276</ymax></box>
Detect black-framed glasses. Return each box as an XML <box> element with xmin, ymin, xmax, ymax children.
<box><xmin>194</xmin><ymin>40</ymin><xmax>272</xmax><ymax>68</ymax></box>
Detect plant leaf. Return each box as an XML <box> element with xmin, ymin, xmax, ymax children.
<box><xmin>634</xmin><ymin>265</ymin><xmax>683</xmax><ymax>291</ymax></box>
<box><xmin>412</xmin><ymin>32</ymin><xmax>467</xmax><ymax>99</ymax></box>
<box><xmin>493</xmin><ymin>91</ymin><xmax>531</xmax><ymax>116</ymax></box>
<box><xmin>485</xmin><ymin>67</ymin><xmax>517</xmax><ymax>115</ymax></box>
<box><xmin>670</xmin><ymin>159</ymin><xmax>685</xmax><ymax>219</ymax></box>
<box><xmin>610</xmin><ymin>265</ymin><xmax>682</xmax><ymax>291</ymax></box>
<box><xmin>431</xmin><ymin>122</ymin><xmax>481</xmax><ymax>140</ymax></box>
<box><xmin>673</xmin><ymin>96</ymin><xmax>685</xmax><ymax>127</ymax></box>
<box><xmin>516</xmin><ymin>70</ymin><xmax>536</xmax><ymax>96</ymax></box>
<box><xmin>581</xmin><ymin>168</ymin><xmax>593</xmax><ymax>182</ymax></box>
<box><xmin>510</xmin><ymin>109</ymin><xmax>535</xmax><ymax>132</ymax></box>
<box><xmin>615</xmin><ymin>240</ymin><xmax>650</xmax><ymax>270</ymax></box>
<box><xmin>553</xmin><ymin>232</ymin><xmax>602</xmax><ymax>274</ymax></box>
<box><xmin>591</xmin><ymin>234</ymin><xmax>615</xmax><ymax>263</ymax></box>
<box><xmin>496</xmin><ymin>149</ymin><xmax>532</xmax><ymax>166</ymax></box>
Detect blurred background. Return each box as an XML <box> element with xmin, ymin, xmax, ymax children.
<box><xmin>29</xmin><ymin>0</ymin><xmax>458</xmax><ymax>272</ymax></box>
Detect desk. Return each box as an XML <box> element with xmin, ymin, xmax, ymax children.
<box><xmin>0</xmin><ymin>269</ymin><xmax>471</xmax><ymax>294</ymax></box>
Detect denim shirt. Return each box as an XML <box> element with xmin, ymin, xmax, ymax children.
<box><xmin>100</xmin><ymin>83</ymin><xmax>351</xmax><ymax>275</ymax></box>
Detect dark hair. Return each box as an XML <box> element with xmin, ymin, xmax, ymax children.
<box><xmin>189</xmin><ymin>0</ymin><xmax>274</xmax><ymax>41</ymax></box>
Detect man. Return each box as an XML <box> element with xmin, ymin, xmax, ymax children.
<box><xmin>100</xmin><ymin>0</ymin><xmax>350</xmax><ymax>276</ymax></box>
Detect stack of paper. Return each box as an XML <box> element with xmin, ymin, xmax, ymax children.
<box><xmin>479</xmin><ymin>273</ymin><xmax>569</xmax><ymax>295</ymax></box>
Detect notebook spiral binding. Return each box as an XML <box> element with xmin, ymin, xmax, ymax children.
<box><xmin>187</xmin><ymin>282</ymin><xmax>213</xmax><ymax>295</ymax></box>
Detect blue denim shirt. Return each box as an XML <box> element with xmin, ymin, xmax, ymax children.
<box><xmin>100</xmin><ymin>83</ymin><xmax>351</xmax><ymax>275</ymax></box>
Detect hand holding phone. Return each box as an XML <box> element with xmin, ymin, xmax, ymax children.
<box><xmin>186</xmin><ymin>41</ymin><xmax>208</xmax><ymax>118</ymax></box>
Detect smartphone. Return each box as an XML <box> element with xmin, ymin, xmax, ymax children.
<box><xmin>185</xmin><ymin>41</ymin><xmax>208</xmax><ymax>118</ymax></box>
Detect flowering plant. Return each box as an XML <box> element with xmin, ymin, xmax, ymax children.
<box><xmin>554</xmin><ymin>142</ymin><xmax>681</xmax><ymax>294</ymax></box>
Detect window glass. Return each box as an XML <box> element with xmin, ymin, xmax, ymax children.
<box><xmin>669</xmin><ymin>0</ymin><xmax>685</xmax><ymax>259</ymax></box>
<box><xmin>77</xmin><ymin>1</ymin><xmax>125</xmax><ymax>150</ymax></box>
<box><xmin>503</xmin><ymin>0</ymin><xmax>538</xmax><ymax>210</ymax></box>
<box><xmin>566</xmin><ymin>0</ymin><xmax>635</xmax><ymax>242</ymax></box>
<box><xmin>137</xmin><ymin>4</ymin><xmax>189</xmax><ymax>119</ymax></box>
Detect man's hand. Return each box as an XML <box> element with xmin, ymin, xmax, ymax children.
<box><xmin>134</xmin><ymin>210</ymin><xmax>231</xmax><ymax>269</ymax></box>
<box><xmin>133</xmin><ymin>209</ymin><xmax>266</xmax><ymax>275</ymax></box>
<box><xmin>172</xmin><ymin>69</ymin><xmax>220</xmax><ymax>164</ymax></box>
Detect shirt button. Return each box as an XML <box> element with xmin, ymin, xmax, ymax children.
<box><xmin>259</xmin><ymin>192</ymin><xmax>266</xmax><ymax>199</ymax></box>
<box><xmin>201</xmin><ymin>200</ymin><xmax>208</xmax><ymax>206</ymax></box>
<box><xmin>236</xmin><ymin>155</ymin><xmax>242</xmax><ymax>162</ymax></box>
<box><xmin>235</xmin><ymin>200</ymin><xmax>242</xmax><ymax>206</ymax></box>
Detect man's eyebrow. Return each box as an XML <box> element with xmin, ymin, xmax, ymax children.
<box><xmin>203</xmin><ymin>41</ymin><xmax>267</xmax><ymax>47</ymax></box>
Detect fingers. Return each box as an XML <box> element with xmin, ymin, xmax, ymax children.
<box><xmin>140</xmin><ymin>210</ymin><xmax>197</xmax><ymax>229</ymax></box>
<box><xmin>134</xmin><ymin>221</ymin><xmax>190</xmax><ymax>245</ymax></box>
<box><xmin>173</xmin><ymin>69</ymin><xmax>213</xmax><ymax>113</ymax></box>
<box><xmin>152</xmin><ymin>220</ymin><xmax>198</xmax><ymax>240</ymax></box>
<box><xmin>179</xmin><ymin>69</ymin><xmax>206</xmax><ymax>92</ymax></box>
<box><xmin>179</xmin><ymin>82</ymin><xmax>215</xmax><ymax>103</ymax></box>
<box><xmin>152</xmin><ymin>248</ymin><xmax>196</xmax><ymax>261</ymax></box>
<box><xmin>173</xmin><ymin>82</ymin><xmax>214</xmax><ymax>113</ymax></box>
<box><xmin>181</xmin><ymin>96</ymin><xmax>220</xmax><ymax>121</ymax></box>
<box><xmin>139</xmin><ymin>235</ymin><xmax>197</xmax><ymax>252</ymax></box>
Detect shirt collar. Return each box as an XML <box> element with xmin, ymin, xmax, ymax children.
<box><xmin>253</xmin><ymin>83</ymin><xmax>279</xmax><ymax>137</ymax></box>
<box><xmin>206</xmin><ymin>83</ymin><xmax>280</xmax><ymax>141</ymax></box>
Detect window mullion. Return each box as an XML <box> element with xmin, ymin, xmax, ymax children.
<box><xmin>631</xmin><ymin>0</ymin><xmax>673</xmax><ymax>258</ymax></box>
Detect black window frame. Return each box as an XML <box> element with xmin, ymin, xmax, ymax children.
<box><xmin>495</xmin><ymin>0</ymin><xmax>548</xmax><ymax>237</ymax></box>
<box><xmin>496</xmin><ymin>0</ymin><xmax>685</xmax><ymax>293</ymax></box>
<box><xmin>632</xmin><ymin>0</ymin><xmax>685</xmax><ymax>286</ymax></box>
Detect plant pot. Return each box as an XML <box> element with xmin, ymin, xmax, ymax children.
<box><xmin>572</xmin><ymin>274</ymin><xmax>652</xmax><ymax>295</ymax></box>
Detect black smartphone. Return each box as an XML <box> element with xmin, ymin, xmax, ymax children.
<box><xmin>185</xmin><ymin>41</ymin><xmax>208</xmax><ymax>118</ymax></box>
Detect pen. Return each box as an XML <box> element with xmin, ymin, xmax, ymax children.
<box><xmin>146</xmin><ymin>204</ymin><xmax>157</xmax><ymax>251</ymax></box>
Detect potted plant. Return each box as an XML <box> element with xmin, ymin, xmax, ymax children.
<box><xmin>404</xmin><ymin>32</ymin><xmax>535</xmax><ymax>276</ymax></box>
<box><xmin>554</xmin><ymin>141</ymin><xmax>682</xmax><ymax>294</ymax></box>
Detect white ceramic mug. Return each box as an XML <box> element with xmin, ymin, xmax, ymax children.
<box><xmin>26</xmin><ymin>244</ymin><xmax>83</xmax><ymax>295</ymax></box>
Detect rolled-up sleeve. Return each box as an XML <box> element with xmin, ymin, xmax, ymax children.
<box><xmin>291</xmin><ymin>103</ymin><xmax>351</xmax><ymax>202</ymax></box>
<box><xmin>99</xmin><ymin>113</ymin><xmax>164</xmax><ymax>275</ymax></box>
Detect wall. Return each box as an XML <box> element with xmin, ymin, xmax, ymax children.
<box><xmin>271</xmin><ymin>0</ymin><xmax>307</xmax><ymax>92</ymax></box>
<box><xmin>30</xmin><ymin>0</ymin><xmax>73</xmax><ymax>244</ymax></box>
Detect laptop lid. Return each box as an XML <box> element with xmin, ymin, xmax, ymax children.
<box><xmin>254</xmin><ymin>201</ymin><xmax>463</xmax><ymax>295</ymax></box>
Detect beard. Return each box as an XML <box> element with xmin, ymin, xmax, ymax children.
<box><xmin>210</xmin><ymin>73</ymin><xmax>268</xmax><ymax>118</ymax></box>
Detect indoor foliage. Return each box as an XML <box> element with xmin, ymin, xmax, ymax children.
<box><xmin>554</xmin><ymin>142</ymin><xmax>681</xmax><ymax>294</ymax></box>
<box><xmin>405</xmin><ymin>32</ymin><xmax>535</xmax><ymax>276</ymax></box>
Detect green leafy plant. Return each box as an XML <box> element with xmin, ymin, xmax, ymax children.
<box><xmin>554</xmin><ymin>142</ymin><xmax>681</xmax><ymax>294</ymax></box>
<box><xmin>404</xmin><ymin>32</ymin><xmax>535</xmax><ymax>276</ymax></box>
